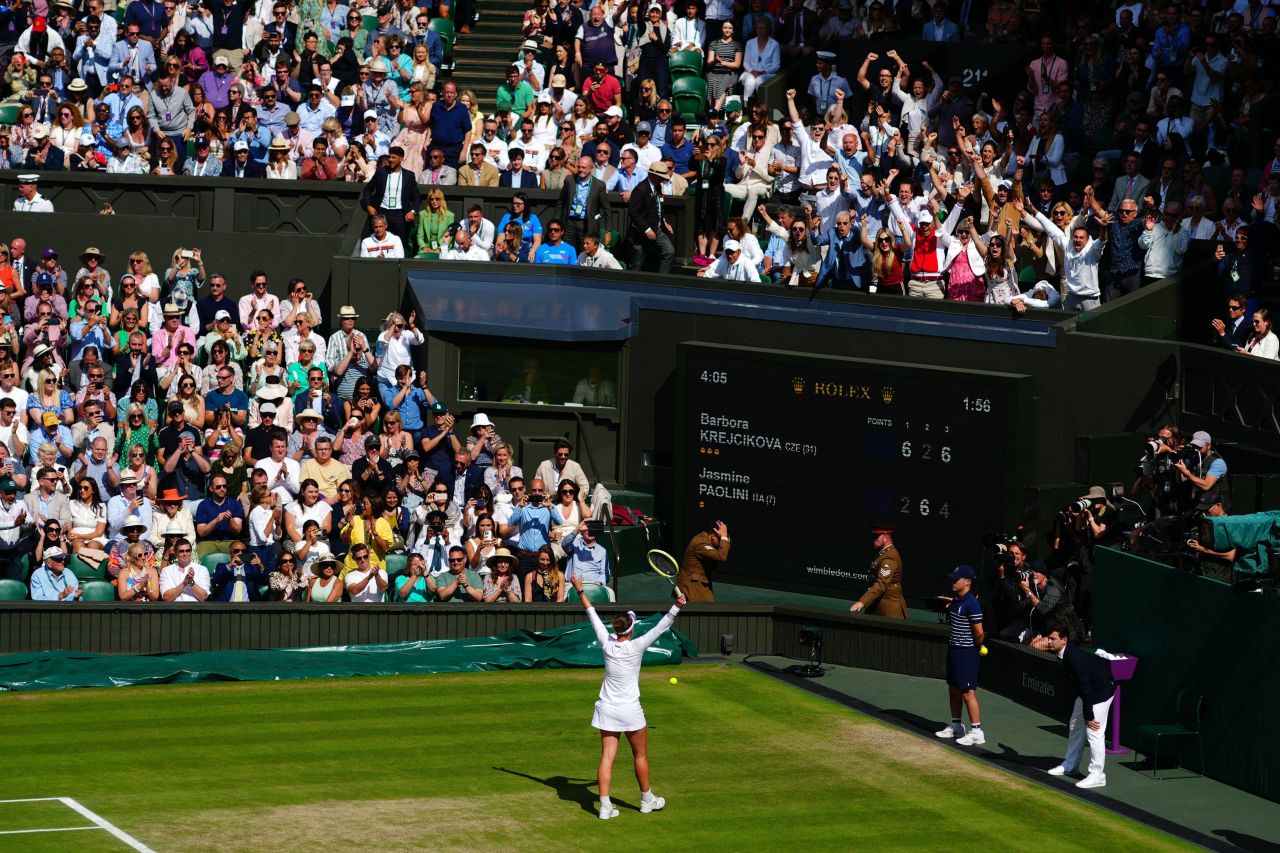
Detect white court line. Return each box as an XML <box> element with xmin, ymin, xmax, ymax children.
<box><xmin>0</xmin><ymin>797</ymin><xmax>157</xmax><ymax>852</ymax></box>
<box><xmin>0</xmin><ymin>826</ymin><xmax>103</xmax><ymax>835</ymax></box>
<box><xmin>59</xmin><ymin>798</ymin><xmax>158</xmax><ymax>853</ymax></box>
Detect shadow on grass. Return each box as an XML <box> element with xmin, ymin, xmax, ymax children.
<box><xmin>495</xmin><ymin>767</ymin><xmax>638</xmax><ymax>815</ymax></box>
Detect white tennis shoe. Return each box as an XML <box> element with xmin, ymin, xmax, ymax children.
<box><xmin>640</xmin><ymin>794</ymin><xmax>666</xmax><ymax>814</ymax></box>
<box><xmin>956</xmin><ymin>730</ymin><xmax>986</xmax><ymax>746</ymax></box>
<box><xmin>935</xmin><ymin>726</ymin><xmax>962</xmax><ymax>739</ymax></box>
<box><xmin>1047</xmin><ymin>765</ymin><xmax>1069</xmax><ymax>776</ymax></box>
<box><xmin>1076</xmin><ymin>773</ymin><xmax>1107</xmax><ymax>789</ymax></box>
<box><xmin>599</xmin><ymin>804</ymin><xmax>620</xmax><ymax>820</ymax></box>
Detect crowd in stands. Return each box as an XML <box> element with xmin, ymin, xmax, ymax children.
<box><xmin>1</xmin><ymin>0</ymin><xmax>1277</xmax><ymax>314</ymax></box>
<box><xmin>0</xmin><ymin>243</ymin><xmax>613</xmax><ymax>602</ymax></box>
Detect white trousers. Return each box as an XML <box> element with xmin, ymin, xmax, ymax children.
<box><xmin>1063</xmin><ymin>695</ymin><xmax>1113</xmax><ymax>776</ymax></box>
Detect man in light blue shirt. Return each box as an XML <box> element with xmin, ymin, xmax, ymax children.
<box><xmin>29</xmin><ymin>547</ymin><xmax>81</xmax><ymax>601</ymax></box>
<box><xmin>563</xmin><ymin>520</ymin><xmax>610</xmax><ymax>588</ymax></box>
<box><xmin>607</xmin><ymin>149</ymin><xmax>647</xmax><ymax>194</ymax></box>
<box><xmin>500</xmin><ymin>478</ymin><xmax>552</xmax><ymax>573</ymax></box>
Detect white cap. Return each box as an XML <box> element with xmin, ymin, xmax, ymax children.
<box><xmin>44</xmin><ymin>546</ymin><xmax>66</xmax><ymax>561</ymax></box>
<box><xmin>916</xmin><ymin>210</ymin><xmax>934</xmax><ymax>225</ymax></box>
<box><xmin>214</xmin><ymin>309</ymin><xmax>231</xmax><ymax>320</ymax></box>
<box><xmin>364</xmin><ymin>109</ymin><xmax>379</xmax><ymax>120</ymax></box>
<box><xmin>723</xmin><ymin>239</ymin><xmax>742</xmax><ymax>252</ymax></box>
<box><xmin>603</xmin><ymin>106</ymin><xmax>623</xmax><ymax>118</ymax></box>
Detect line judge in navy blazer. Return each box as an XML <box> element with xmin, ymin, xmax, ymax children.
<box><xmin>1044</xmin><ymin>625</ymin><xmax>1117</xmax><ymax>789</ymax></box>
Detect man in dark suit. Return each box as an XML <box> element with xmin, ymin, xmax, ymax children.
<box><xmin>499</xmin><ymin>149</ymin><xmax>539</xmax><ymax>189</ymax></box>
<box><xmin>1213</xmin><ymin>296</ymin><xmax>1251</xmax><ymax>350</ymax></box>
<box><xmin>626</xmin><ymin>161</ymin><xmax>675</xmax><ymax>273</ymax></box>
<box><xmin>1044</xmin><ymin>625</ymin><xmax>1116</xmax><ymax>789</ymax></box>
<box><xmin>776</xmin><ymin>0</ymin><xmax>817</xmax><ymax>58</ymax></box>
<box><xmin>559</xmin><ymin>154</ymin><xmax>610</xmax><ymax>249</ymax></box>
<box><xmin>220</xmin><ymin>141</ymin><xmax>267</xmax><ymax>178</ymax></box>
<box><xmin>360</xmin><ymin>146</ymin><xmax>421</xmax><ymax>247</ymax></box>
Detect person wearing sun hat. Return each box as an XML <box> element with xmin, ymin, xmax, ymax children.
<box><xmin>151</xmin><ymin>302</ymin><xmax>197</xmax><ymax>368</ymax></box>
<box><xmin>147</xmin><ymin>487</ymin><xmax>197</xmax><ymax>551</ymax></box>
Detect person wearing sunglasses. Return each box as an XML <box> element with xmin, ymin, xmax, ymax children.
<box><xmin>211</xmin><ymin>540</ymin><xmax>266</xmax><ymax>601</ymax></box>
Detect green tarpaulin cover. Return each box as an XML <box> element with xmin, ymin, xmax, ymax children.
<box><xmin>0</xmin><ymin>615</ymin><xmax>699</xmax><ymax>692</ymax></box>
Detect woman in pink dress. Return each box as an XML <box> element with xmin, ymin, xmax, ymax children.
<box><xmin>391</xmin><ymin>82</ymin><xmax>433</xmax><ymax>175</ymax></box>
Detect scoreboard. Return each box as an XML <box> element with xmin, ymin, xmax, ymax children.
<box><xmin>676</xmin><ymin>343</ymin><xmax>1031</xmax><ymax>601</ymax></box>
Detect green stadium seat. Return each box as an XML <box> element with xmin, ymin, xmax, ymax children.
<box><xmin>671</xmin><ymin>76</ymin><xmax>707</xmax><ymax>123</ymax></box>
<box><xmin>566</xmin><ymin>584</ymin><xmax>613</xmax><ymax>603</ymax></box>
<box><xmin>69</xmin><ymin>554</ymin><xmax>106</xmax><ymax>582</ymax></box>
<box><xmin>202</xmin><ymin>553</ymin><xmax>231</xmax><ymax>574</ymax></box>
<box><xmin>0</xmin><ymin>577</ymin><xmax>26</xmax><ymax>600</ymax></box>
<box><xmin>1137</xmin><ymin>689</ymin><xmax>1205</xmax><ymax>779</ymax></box>
<box><xmin>385</xmin><ymin>552</ymin><xmax>408</xmax><ymax>578</ymax></box>
<box><xmin>80</xmin><ymin>580</ymin><xmax>117</xmax><ymax>601</ymax></box>
<box><xmin>428</xmin><ymin>18</ymin><xmax>456</xmax><ymax>73</ymax></box>
<box><xmin>668</xmin><ymin>50</ymin><xmax>703</xmax><ymax>81</ymax></box>
<box><xmin>0</xmin><ymin>103</ymin><xmax>20</xmax><ymax>125</ymax></box>
<box><xmin>361</xmin><ymin>13</ymin><xmax>378</xmax><ymax>31</ymax></box>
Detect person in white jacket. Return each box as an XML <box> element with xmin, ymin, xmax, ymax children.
<box><xmin>1243</xmin><ymin>309</ymin><xmax>1280</xmax><ymax>360</ymax></box>
<box><xmin>700</xmin><ymin>240</ymin><xmax>762</xmax><ymax>282</ymax></box>
<box><xmin>1025</xmin><ymin>191</ymin><xmax>1108</xmax><ymax>311</ymax></box>
<box><xmin>573</xmin><ymin>571</ymin><xmax>686</xmax><ymax>821</ymax></box>
<box><xmin>1138</xmin><ymin>202</ymin><xmax>1191</xmax><ymax>283</ymax></box>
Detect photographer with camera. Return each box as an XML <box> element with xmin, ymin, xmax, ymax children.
<box><xmin>1132</xmin><ymin>424</ymin><xmax>1186</xmax><ymax>517</ymax></box>
<box><xmin>1173</xmin><ymin>431</ymin><xmax>1228</xmax><ymax>503</ymax></box>
<box><xmin>1051</xmin><ymin>486</ymin><xmax>1118</xmax><ymax>636</ymax></box>
<box><xmin>500</xmin><ymin>476</ymin><xmax>553</xmax><ymax>577</ymax></box>
<box><xmin>992</xmin><ymin>540</ymin><xmax>1033</xmax><ymax>641</ymax></box>
<box><xmin>1186</xmin><ymin>491</ymin><xmax>1237</xmax><ymax>582</ymax></box>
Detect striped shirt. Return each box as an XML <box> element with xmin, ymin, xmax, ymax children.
<box><xmin>946</xmin><ymin>592</ymin><xmax>983</xmax><ymax>648</ymax></box>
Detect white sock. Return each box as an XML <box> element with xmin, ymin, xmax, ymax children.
<box><xmin>641</xmin><ymin>790</ymin><xmax>655</xmax><ymax>802</ymax></box>
<box><xmin>600</xmin><ymin>796</ymin><xmax>612</xmax><ymax>809</ymax></box>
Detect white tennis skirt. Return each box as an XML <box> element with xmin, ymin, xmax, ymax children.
<box><xmin>592</xmin><ymin>700</ymin><xmax>647</xmax><ymax>732</ymax></box>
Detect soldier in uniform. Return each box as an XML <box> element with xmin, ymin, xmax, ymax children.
<box><xmin>13</xmin><ymin>174</ymin><xmax>54</xmax><ymax>213</ymax></box>
<box><xmin>676</xmin><ymin>519</ymin><xmax>730</xmax><ymax>602</ymax></box>
<box><xmin>849</xmin><ymin>525</ymin><xmax>907</xmax><ymax>618</ymax></box>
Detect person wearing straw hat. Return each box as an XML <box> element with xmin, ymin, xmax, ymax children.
<box><xmin>104</xmin><ymin>511</ymin><xmax>156</xmax><ymax>579</ymax></box>
<box><xmin>74</xmin><ymin>246</ymin><xmax>111</xmax><ymax>296</ymax></box>
<box><xmin>326</xmin><ymin>305</ymin><xmax>367</xmax><ymax>375</ymax></box>
<box><xmin>13</xmin><ymin>174</ymin><xmax>54</xmax><ymax>213</ymax></box>
<box><xmin>626</xmin><ymin>160</ymin><xmax>676</xmax><ymax>273</ymax></box>
<box><xmin>481</xmin><ymin>547</ymin><xmax>523</xmax><ymax>602</ymax></box>
<box><xmin>152</xmin><ymin>303</ymin><xmax>197</xmax><ymax>368</ymax></box>
<box><xmin>571</xmin><ymin>570</ymin><xmax>686</xmax><ymax>820</ymax></box>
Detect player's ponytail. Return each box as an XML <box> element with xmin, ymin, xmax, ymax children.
<box><xmin>612</xmin><ymin>611</ymin><xmax>638</xmax><ymax>636</ymax></box>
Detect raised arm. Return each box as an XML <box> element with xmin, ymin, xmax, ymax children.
<box><xmin>633</xmin><ymin>590</ymin><xmax>687</xmax><ymax>652</ymax></box>
<box><xmin>855</xmin><ymin>52</ymin><xmax>876</xmax><ymax>90</ymax></box>
<box><xmin>572</xmin><ymin>573</ymin><xmax>612</xmax><ymax>645</ymax></box>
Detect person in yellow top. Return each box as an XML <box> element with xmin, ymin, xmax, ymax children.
<box><xmin>850</xmin><ymin>525</ymin><xmax>907</xmax><ymax>618</ymax></box>
<box><xmin>339</xmin><ymin>493</ymin><xmax>395</xmax><ymax>577</ymax></box>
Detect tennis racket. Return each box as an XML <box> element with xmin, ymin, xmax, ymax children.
<box><xmin>647</xmin><ymin>549</ymin><xmax>680</xmax><ymax>589</ymax></box>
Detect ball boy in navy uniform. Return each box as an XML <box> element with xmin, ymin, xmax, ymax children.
<box><xmin>937</xmin><ymin>565</ymin><xmax>986</xmax><ymax>746</ymax></box>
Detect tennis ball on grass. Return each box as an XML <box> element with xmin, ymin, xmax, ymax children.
<box><xmin>669</xmin><ymin>677</ymin><xmax>678</xmax><ymax>685</ymax></box>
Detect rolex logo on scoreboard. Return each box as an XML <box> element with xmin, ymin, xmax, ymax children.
<box><xmin>881</xmin><ymin>386</ymin><xmax>895</xmax><ymax>404</ymax></box>
<box><xmin>792</xmin><ymin>377</ymin><xmax>805</xmax><ymax>395</ymax></box>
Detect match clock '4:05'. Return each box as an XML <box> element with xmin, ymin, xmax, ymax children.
<box><xmin>676</xmin><ymin>343</ymin><xmax>1030</xmax><ymax>601</ymax></box>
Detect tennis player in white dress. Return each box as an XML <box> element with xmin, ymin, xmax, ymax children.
<box><xmin>572</xmin><ymin>573</ymin><xmax>687</xmax><ymax>820</ymax></box>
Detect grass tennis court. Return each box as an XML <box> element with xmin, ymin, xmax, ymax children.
<box><xmin>2</xmin><ymin>664</ymin><xmax>1191</xmax><ymax>852</ymax></box>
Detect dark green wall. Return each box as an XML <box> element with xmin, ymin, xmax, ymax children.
<box><xmin>1095</xmin><ymin>547</ymin><xmax>1280</xmax><ymax>803</ymax></box>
